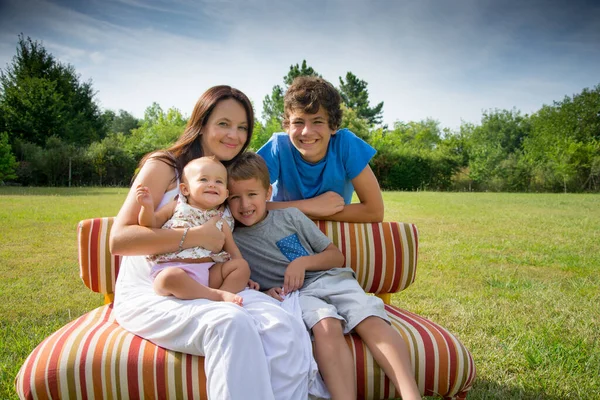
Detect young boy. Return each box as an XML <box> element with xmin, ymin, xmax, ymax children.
<box><xmin>257</xmin><ymin>76</ymin><xmax>384</xmax><ymax>222</ymax></box>
<box><xmin>227</xmin><ymin>152</ymin><xmax>421</xmax><ymax>400</ymax></box>
<box><xmin>137</xmin><ymin>156</ymin><xmax>250</xmax><ymax>305</ymax></box>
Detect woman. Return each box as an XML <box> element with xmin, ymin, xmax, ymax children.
<box><xmin>110</xmin><ymin>86</ymin><xmax>312</xmax><ymax>399</ymax></box>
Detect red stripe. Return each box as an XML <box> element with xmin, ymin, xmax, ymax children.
<box><xmin>17</xmin><ymin>337</ymin><xmax>44</xmax><ymax>399</ymax></box>
<box><xmin>351</xmin><ymin>334</ymin><xmax>365</xmax><ymax>400</ymax></box>
<box><xmin>89</xmin><ymin>219</ymin><xmax>101</xmax><ymax>292</ymax></box>
<box><xmin>340</xmin><ymin>222</ymin><xmax>347</xmax><ymax>263</ymax></box>
<box><xmin>390</xmin><ymin>223</ymin><xmax>403</xmax><ymax>292</ymax></box>
<box><xmin>46</xmin><ymin>316</ymin><xmax>89</xmax><ymax>398</ymax></box>
<box><xmin>386</xmin><ymin>307</ymin><xmax>436</xmax><ymax>396</ymax></box>
<box><xmin>127</xmin><ymin>335</ymin><xmax>142</xmax><ymax>399</ymax></box>
<box><xmin>78</xmin><ymin>311</ymin><xmax>110</xmax><ymax>400</ymax></box>
<box><xmin>186</xmin><ymin>354</ymin><xmax>194</xmax><ymax>399</ymax></box>
<box><xmin>369</xmin><ymin>224</ymin><xmax>383</xmax><ymax>292</ymax></box>
<box><xmin>412</xmin><ymin>224</ymin><xmax>419</xmax><ymax>266</ymax></box>
<box><xmin>155</xmin><ymin>346</ymin><xmax>166</xmax><ymax>399</ymax></box>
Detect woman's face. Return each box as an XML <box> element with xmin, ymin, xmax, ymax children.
<box><xmin>200</xmin><ymin>98</ymin><xmax>249</xmax><ymax>161</ymax></box>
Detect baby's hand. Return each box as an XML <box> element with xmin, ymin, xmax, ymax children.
<box><xmin>247</xmin><ymin>279</ymin><xmax>260</xmax><ymax>291</ymax></box>
<box><xmin>266</xmin><ymin>287</ymin><xmax>284</xmax><ymax>302</ymax></box>
<box><xmin>135</xmin><ymin>185</ymin><xmax>154</xmax><ymax>209</ymax></box>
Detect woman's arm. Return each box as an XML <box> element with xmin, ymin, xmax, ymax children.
<box><xmin>109</xmin><ymin>157</ymin><xmax>225</xmax><ymax>256</ymax></box>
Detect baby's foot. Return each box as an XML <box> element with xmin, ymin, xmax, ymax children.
<box><xmin>220</xmin><ymin>291</ymin><xmax>243</xmax><ymax>306</ymax></box>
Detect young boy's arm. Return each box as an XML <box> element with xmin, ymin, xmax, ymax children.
<box><xmin>283</xmin><ymin>243</ymin><xmax>344</xmax><ymax>294</ymax></box>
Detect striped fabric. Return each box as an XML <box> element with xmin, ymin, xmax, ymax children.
<box><xmin>16</xmin><ymin>217</ymin><xmax>475</xmax><ymax>399</ymax></box>
<box><xmin>15</xmin><ymin>305</ymin><xmax>474</xmax><ymax>400</ymax></box>
<box><xmin>78</xmin><ymin>218</ymin><xmax>120</xmax><ymax>296</ymax></box>
<box><xmin>77</xmin><ymin>218</ymin><xmax>418</xmax><ymax>297</ymax></box>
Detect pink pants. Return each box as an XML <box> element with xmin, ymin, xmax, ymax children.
<box><xmin>150</xmin><ymin>261</ymin><xmax>215</xmax><ymax>286</ymax></box>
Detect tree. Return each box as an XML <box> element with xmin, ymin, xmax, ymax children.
<box><xmin>261</xmin><ymin>60</ymin><xmax>321</xmax><ymax>124</ymax></box>
<box><xmin>465</xmin><ymin>108</ymin><xmax>531</xmax><ymax>191</ymax></box>
<box><xmin>0</xmin><ymin>132</ymin><xmax>17</xmax><ymax>182</ymax></box>
<box><xmin>0</xmin><ymin>34</ymin><xmax>106</xmax><ymax>147</ymax></box>
<box><xmin>338</xmin><ymin>72</ymin><xmax>384</xmax><ymax>125</ymax></box>
<box><xmin>104</xmin><ymin>109</ymin><xmax>140</xmax><ymax>135</ymax></box>
<box><xmin>124</xmin><ymin>103</ymin><xmax>187</xmax><ymax>161</ymax></box>
<box><xmin>524</xmin><ymin>84</ymin><xmax>600</xmax><ymax>192</ymax></box>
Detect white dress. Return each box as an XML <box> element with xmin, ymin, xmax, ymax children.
<box><xmin>114</xmin><ymin>186</ymin><xmax>325</xmax><ymax>400</ymax></box>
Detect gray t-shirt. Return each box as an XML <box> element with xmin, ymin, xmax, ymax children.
<box><xmin>233</xmin><ymin>207</ymin><xmax>335</xmax><ymax>291</ymax></box>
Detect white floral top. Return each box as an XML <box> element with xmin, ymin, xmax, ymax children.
<box><xmin>149</xmin><ymin>195</ymin><xmax>235</xmax><ymax>263</ymax></box>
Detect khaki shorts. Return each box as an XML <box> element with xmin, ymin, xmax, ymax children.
<box><xmin>299</xmin><ymin>269</ymin><xmax>389</xmax><ymax>334</ymax></box>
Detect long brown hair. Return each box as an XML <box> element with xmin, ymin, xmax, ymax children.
<box><xmin>136</xmin><ymin>85</ymin><xmax>254</xmax><ymax>181</ymax></box>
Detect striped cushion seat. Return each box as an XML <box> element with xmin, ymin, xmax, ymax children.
<box><xmin>16</xmin><ymin>218</ymin><xmax>475</xmax><ymax>399</ymax></box>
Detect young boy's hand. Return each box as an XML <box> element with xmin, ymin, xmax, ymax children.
<box><xmin>247</xmin><ymin>279</ymin><xmax>260</xmax><ymax>291</ymax></box>
<box><xmin>284</xmin><ymin>259</ymin><xmax>307</xmax><ymax>293</ymax></box>
<box><xmin>135</xmin><ymin>185</ymin><xmax>154</xmax><ymax>209</ymax></box>
<box><xmin>266</xmin><ymin>287</ymin><xmax>284</xmax><ymax>301</ymax></box>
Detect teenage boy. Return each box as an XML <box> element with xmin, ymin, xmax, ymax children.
<box><xmin>227</xmin><ymin>152</ymin><xmax>421</xmax><ymax>400</ymax></box>
<box><xmin>257</xmin><ymin>76</ymin><xmax>384</xmax><ymax>222</ymax></box>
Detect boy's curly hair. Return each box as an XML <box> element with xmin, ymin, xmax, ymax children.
<box><xmin>283</xmin><ymin>76</ymin><xmax>343</xmax><ymax>131</ymax></box>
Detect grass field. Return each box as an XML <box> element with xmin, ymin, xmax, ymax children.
<box><xmin>1</xmin><ymin>188</ymin><xmax>599</xmax><ymax>399</ymax></box>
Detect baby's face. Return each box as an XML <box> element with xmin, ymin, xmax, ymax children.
<box><xmin>180</xmin><ymin>159</ymin><xmax>228</xmax><ymax>209</ymax></box>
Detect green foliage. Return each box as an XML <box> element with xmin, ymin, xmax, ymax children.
<box><xmin>338</xmin><ymin>72</ymin><xmax>384</xmax><ymax>125</ymax></box>
<box><xmin>0</xmin><ymin>35</ymin><xmax>106</xmax><ymax>147</ymax></box>
<box><xmin>524</xmin><ymin>84</ymin><xmax>600</xmax><ymax>192</ymax></box>
<box><xmin>464</xmin><ymin>108</ymin><xmax>532</xmax><ymax>191</ymax></box>
<box><xmin>0</xmin><ymin>132</ymin><xmax>17</xmax><ymax>181</ymax></box>
<box><xmin>104</xmin><ymin>109</ymin><xmax>140</xmax><ymax>135</ymax></box>
<box><xmin>87</xmin><ymin>133</ymin><xmax>136</xmax><ymax>186</ymax></box>
<box><xmin>124</xmin><ymin>103</ymin><xmax>187</xmax><ymax>162</ymax></box>
<box><xmin>261</xmin><ymin>60</ymin><xmax>321</xmax><ymax>124</ymax></box>
<box><xmin>388</xmin><ymin>118</ymin><xmax>443</xmax><ymax>151</ymax></box>
<box><xmin>339</xmin><ymin>104</ymin><xmax>370</xmax><ymax>141</ymax></box>
<box><xmin>250</xmin><ymin>117</ymin><xmax>281</xmax><ymax>151</ymax></box>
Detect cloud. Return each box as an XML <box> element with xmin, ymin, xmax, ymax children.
<box><xmin>1</xmin><ymin>0</ymin><xmax>598</xmax><ymax>129</ymax></box>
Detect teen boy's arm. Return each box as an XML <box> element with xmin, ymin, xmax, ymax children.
<box><xmin>266</xmin><ymin>165</ymin><xmax>384</xmax><ymax>223</ymax></box>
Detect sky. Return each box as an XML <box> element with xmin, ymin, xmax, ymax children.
<box><xmin>0</xmin><ymin>0</ymin><xmax>599</xmax><ymax>130</ymax></box>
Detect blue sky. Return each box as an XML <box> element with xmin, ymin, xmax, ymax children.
<box><xmin>1</xmin><ymin>0</ymin><xmax>599</xmax><ymax>130</ymax></box>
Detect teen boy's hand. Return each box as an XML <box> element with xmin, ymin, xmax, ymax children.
<box><xmin>284</xmin><ymin>258</ymin><xmax>308</xmax><ymax>293</ymax></box>
<box><xmin>305</xmin><ymin>191</ymin><xmax>345</xmax><ymax>218</ymax></box>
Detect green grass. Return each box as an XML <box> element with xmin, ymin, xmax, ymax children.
<box><xmin>1</xmin><ymin>188</ymin><xmax>599</xmax><ymax>399</ymax></box>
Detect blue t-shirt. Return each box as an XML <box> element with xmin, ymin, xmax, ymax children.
<box><xmin>257</xmin><ymin>129</ymin><xmax>376</xmax><ymax>204</ymax></box>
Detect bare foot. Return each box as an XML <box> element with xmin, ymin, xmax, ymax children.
<box><xmin>219</xmin><ymin>291</ymin><xmax>243</xmax><ymax>306</ymax></box>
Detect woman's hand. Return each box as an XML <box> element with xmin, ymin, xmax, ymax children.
<box><xmin>266</xmin><ymin>287</ymin><xmax>284</xmax><ymax>301</ymax></box>
<box><xmin>187</xmin><ymin>216</ymin><xmax>225</xmax><ymax>253</ymax></box>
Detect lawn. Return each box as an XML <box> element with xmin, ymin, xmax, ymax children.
<box><xmin>1</xmin><ymin>188</ymin><xmax>599</xmax><ymax>399</ymax></box>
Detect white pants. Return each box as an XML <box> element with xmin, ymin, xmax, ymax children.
<box><xmin>114</xmin><ymin>255</ymin><xmax>313</xmax><ymax>400</ymax></box>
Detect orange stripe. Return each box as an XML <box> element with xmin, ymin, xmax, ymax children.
<box><xmin>78</xmin><ymin>220</ymin><xmax>91</xmax><ymax>291</ymax></box>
